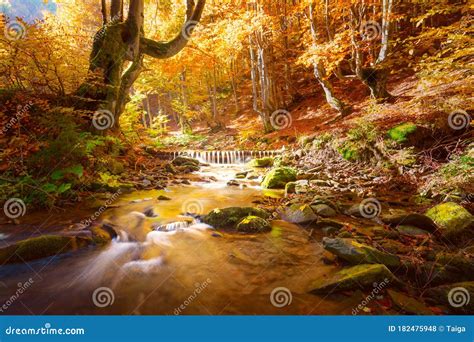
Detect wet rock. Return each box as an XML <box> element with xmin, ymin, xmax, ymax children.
<box><xmin>395</xmin><ymin>225</ymin><xmax>431</xmax><ymax>237</ymax></box>
<box><xmin>164</xmin><ymin>163</ymin><xmax>177</xmax><ymax>174</ymax></box>
<box><xmin>425</xmin><ymin>281</ymin><xmax>474</xmax><ymax>314</ymax></box>
<box><xmin>227</xmin><ymin>180</ymin><xmax>240</xmax><ymax>187</ymax></box>
<box><xmin>322</xmin><ymin>237</ymin><xmax>401</xmax><ymax>267</ymax></box>
<box><xmin>309</xmin><ymin>219</ymin><xmax>344</xmax><ymax>230</ymax></box>
<box><xmin>157</xmin><ymin>195</ymin><xmax>172</xmax><ymax>201</ymax></box>
<box><xmin>261</xmin><ymin>167</ymin><xmax>297</xmax><ymax>189</ymax></box>
<box><xmin>180</xmin><ymin>179</ymin><xmax>191</xmax><ymax>185</ymax></box>
<box><xmin>236</xmin><ymin>216</ymin><xmax>272</xmax><ymax>233</ymax></box>
<box><xmin>90</xmin><ymin>225</ymin><xmax>117</xmax><ymax>244</ymax></box>
<box><xmin>251</xmin><ymin>157</ymin><xmax>274</xmax><ymax>168</ymax></box>
<box><xmin>285</xmin><ymin>182</ymin><xmax>297</xmax><ymax>195</ymax></box>
<box><xmin>235</xmin><ymin>171</ymin><xmax>249</xmax><ymax>179</ymax></box>
<box><xmin>203</xmin><ymin>207</ymin><xmax>271</xmax><ymax>230</ymax></box>
<box><xmin>381</xmin><ymin>212</ymin><xmax>438</xmax><ymax>232</ymax></box>
<box><xmin>322</xmin><ymin>226</ymin><xmax>341</xmax><ymax>235</ymax></box>
<box><xmin>0</xmin><ymin>235</ymin><xmax>88</xmax><ymax>265</ymax></box>
<box><xmin>143</xmin><ymin>207</ymin><xmax>158</xmax><ymax>218</ymax></box>
<box><xmin>310</xmin><ymin>264</ymin><xmax>397</xmax><ymax>294</ymax></box>
<box><xmin>425</xmin><ymin>202</ymin><xmax>473</xmax><ymax>239</ymax></box>
<box><xmin>378</xmin><ymin>239</ymin><xmax>411</xmax><ymax>255</ymax></box>
<box><xmin>311</xmin><ymin>204</ymin><xmax>337</xmax><ymax>218</ymax></box>
<box><xmin>436</xmin><ymin>252</ymin><xmax>474</xmax><ymax>279</ymax></box>
<box><xmin>278</xmin><ymin>203</ymin><xmax>317</xmax><ymax>224</ymax></box>
<box><xmin>387</xmin><ymin>289</ymin><xmax>433</xmax><ymax>315</ymax></box>
<box><xmin>172</xmin><ymin>156</ymin><xmax>200</xmax><ymax>167</ymax></box>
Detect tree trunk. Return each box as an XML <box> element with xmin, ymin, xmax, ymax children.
<box><xmin>76</xmin><ymin>0</ymin><xmax>206</xmax><ymax>132</ymax></box>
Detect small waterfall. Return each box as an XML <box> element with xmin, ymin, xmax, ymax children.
<box><xmin>168</xmin><ymin>150</ymin><xmax>282</xmax><ymax>165</ymax></box>
<box><xmin>156</xmin><ymin>220</ymin><xmax>196</xmax><ymax>232</ymax></box>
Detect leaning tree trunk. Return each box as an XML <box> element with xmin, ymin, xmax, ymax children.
<box><xmin>76</xmin><ymin>0</ymin><xmax>206</xmax><ymax>132</ymax></box>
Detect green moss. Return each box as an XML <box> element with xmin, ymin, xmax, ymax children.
<box><xmin>338</xmin><ymin>142</ymin><xmax>361</xmax><ymax>161</ymax></box>
<box><xmin>425</xmin><ymin>202</ymin><xmax>473</xmax><ymax>239</ymax></box>
<box><xmin>0</xmin><ymin>235</ymin><xmax>80</xmax><ymax>265</ymax></box>
<box><xmin>250</xmin><ymin>157</ymin><xmax>274</xmax><ymax>168</ymax></box>
<box><xmin>387</xmin><ymin>122</ymin><xmax>417</xmax><ymax>143</ymax></box>
<box><xmin>203</xmin><ymin>207</ymin><xmax>271</xmax><ymax>229</ymax></box>
<box><xmin>236</xmin><ymin>216</ymin><xmax>271</xmax><ymax>233</ymax></box>
<box><xmin>261</xmin><ymin>167</ymin><xmax>297</xmax><ymax>189</ymax></box>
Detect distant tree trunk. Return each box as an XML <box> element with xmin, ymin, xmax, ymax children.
<box><xmin>350</xmin><ymin>2</ymin><xmax>392</xmax><ymax>101</ymax></box>
<box><xmin>309</xmin><ymin>3</ymin><xmax>351</xmax><ymax>115</ymax></box>
<box><xmin>76</xmin><ymin>0</ymin><xmax>206</xmax><ymax>132</ymax></box>
<box><xmin>179</xmin><ymin>70</ymin><xmax>193</xmax><ymax>134</ymax></box>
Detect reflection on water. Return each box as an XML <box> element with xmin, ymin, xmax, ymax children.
<box><xmin>0</xmin><ymin>164</ymin><xmax>359</xmax><ymax>315</ymax></box>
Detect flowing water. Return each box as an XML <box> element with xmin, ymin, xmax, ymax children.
<box><xmin>0</xmin><ymin>162</ymin><xmax>361</xmax><ymax>315</ymax></box>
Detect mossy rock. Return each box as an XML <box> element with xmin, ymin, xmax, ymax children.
<box><xmin>387</xmin><ymin>122</ymin><xmax>418</xmax><ymax>144</ymax></box>
<box><xmin>425</xmin><ymin>202</ymin><xmax>473</xmax><ymax>239</ymax></box>
<box><xmin>261</xmin><ymin>167</ymin><xmax>297</xmax><ymax>189</ymax></box>
<box><xmin>322</xmin><ymin>237</ymin><xmax>401</xmax><ymax>268</ymax></box>
<box><xmin>0</xmin><ymin>235</ymin><xmax>87</xmax><ymax>265</ymax></box>
<box><xmin>172</xmin><ymin>156</ymin><xmax>200</xmax><ymax>167</ymax></box>
<box><xmin>425</xmin><ymin>281</ymin><xmax>474</xmax><ymax>314</ymax></box>
<box><xmin>310</xmin><ymin>264</ymin><xmax>397</xmax><ymax>294</ymax></box>
<box><xmin>250</xmin><ymin>157</ymin><xmax>274</xmax><ymax>168</ymax></box>
<box><xmin>202</xmin><ymin>207</ymin><xmax>271</xmax><ymax>230</ymax></box>
<box><xmin>236</xmin><ymin>216</ymin><xmax>271</xmax><ymax>233</ymax></box>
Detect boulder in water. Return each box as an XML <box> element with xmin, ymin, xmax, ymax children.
<box><xmin>203</xmin><ymin>207</ymin><xmax>271</xmax><ymax>230</ymax></box>
<box><xmin>261</xmin><ymin>167</ymin><xmax>297</xmax><ymax>189</ymax></box>
<box><xmin>236</xmin><ymin>216</ymin><xmax>272</xmax><ymax>233</ymax></box>
<box><xmin>171</xmin><ymin>156</ymin><xmax>200</xmax><ymax>167</ymax></box>
<box><xmin>322</xmin><ymin>237</ymin><xmax>401</xmax><ymax>267</ymax></box>
<box><xmin>0</xmin><ymin>235</ymin><xmax>88</xmax><ymax>265</ymax></box>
